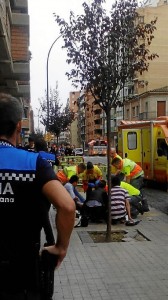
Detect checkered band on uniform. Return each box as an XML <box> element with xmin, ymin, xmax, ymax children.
<box><xmin>0</xmin><ymin>172</ymin><xmax>35</xmax><ymax>182</ymax></box>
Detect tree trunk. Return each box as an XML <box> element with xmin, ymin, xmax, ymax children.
<box><xmin>105</xmin><ymin>108</ymin><xmax>112</xmax><ymax>242</ymax></box>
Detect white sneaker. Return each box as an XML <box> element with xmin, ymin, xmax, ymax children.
<box><xmin>74</xmin><ymin>215</ymin><xmax>82</xmax><ymax>228</ymax></box>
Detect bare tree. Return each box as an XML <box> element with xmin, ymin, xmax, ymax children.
<box><xmin>39</xmin><ymin>83</ymin><xmax>74</xmax><ymax>144</ymax></box>
<box><xmin>54</xmin><ymin>0</ymin><xmax>158</xmax><ymax>240</ymax></box>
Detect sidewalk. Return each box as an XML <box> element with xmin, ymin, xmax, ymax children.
<box><xmin>48</xmin><ymin>199</ymin><xmax>168</xmax><ymax>300</ymax></box>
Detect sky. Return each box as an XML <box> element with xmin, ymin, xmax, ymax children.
<box><xmin>28</xmin><ymin>0</ymin><xmax>114</xmax><ymax>128</ymax></box>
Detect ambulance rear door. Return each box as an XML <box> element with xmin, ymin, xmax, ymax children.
<box><xmin>141</xmin><ymin>128</ymin><xmax>152</xmax><ymax>179</ymax></box>
<box><xmin>121</xmin><ymin>129</ymin><xmax>142</xmax><ymax>166</ymax></box>
<box><xmin>153</xmin><ymin>128</ymin><xmax>168</xmax><ymax>183</ymax></box>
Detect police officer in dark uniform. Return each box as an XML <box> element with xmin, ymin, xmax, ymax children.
<box><xmin>0</xmin><ymin>93</ymin><xmax>75</xmax><ymax>300</ymax></box>
<box><xmin>35</xmin><ymin>138</ymin><xmax>60</xmax><ymax>168</ymax></box>
<box><xmin>35</xmin><ymin>138</ymin><xmax>60</xmax><ymax>246</ymax></box>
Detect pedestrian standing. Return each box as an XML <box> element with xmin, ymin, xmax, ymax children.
<box><xmin>0</xmin><ymin>93</ymin><xmax>75</xmax><ymax>300</ymax></box>
<box><xmin>24</xmin><ymin>136</ymin><xmax>35</xmax><ymax>151</ymax></box>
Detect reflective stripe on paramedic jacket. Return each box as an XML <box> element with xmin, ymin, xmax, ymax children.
<box><xmin>121</xmin><ymin>158</ymin><xmax>144</xmax><ymax>179</ymax></box>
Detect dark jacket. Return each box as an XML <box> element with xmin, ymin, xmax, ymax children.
<box><xmin>86</xmin><ymin>187</ymin><xmax>108</xmax><ymax>206</ymax></box>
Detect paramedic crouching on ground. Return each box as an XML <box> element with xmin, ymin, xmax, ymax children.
<box><xmin>0</xmin><ymin>93</ymin><xmax>75</xmax><ymax>300</ymax></box>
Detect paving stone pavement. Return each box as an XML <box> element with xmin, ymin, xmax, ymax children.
<box><xmin>46</xmin><ymin>190</ymin><xmax>168</xmax><ymax>300</ymax></box>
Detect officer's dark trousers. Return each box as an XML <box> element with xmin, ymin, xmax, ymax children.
<box><xmin>0</xmin><ymin>291</ymin><xmax>41</xmax><ymax>300</ymax></box>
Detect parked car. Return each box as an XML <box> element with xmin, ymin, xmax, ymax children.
<box><xmin>74</xmin><ymin>147</ymin><xmax>83</xmax><ymax>156</ymax></box>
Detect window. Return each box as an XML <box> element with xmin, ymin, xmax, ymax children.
<box><xmin>127</xmin><ymin>132</ymin><xmax>137</xmax><ymax>150</ymax></box>
<box><xmin>145</xmin><ymin>102</ymin><xmax>148</xmax><ymax>112</ymax></box>
<box><xmin>23</xmin><ymin>106</ymin><xmax>28</xmax><ymax>118</ymax></box>
<box><xmin>126</xmin><ymin>109</ymin><xmax>129</xmax><ymax>119</ymax></box>
<box><xmin>138</xmin><ymin>16</ymin><xmax>144</xmax><ymax>24</ymax></box>
<box><xmin>157</xmin><ymin>138</ymin><xmax>168</xmax><ymax>158</ymax></box>
<box><xmin>136</xmin><ymin>105</ymin><xmax>139</xmax><ymax>116</ymax></box>
<box><xmin>132</xmin><ymin>107</ymin><xmax>135</xmax><ymax>117</ymax></box>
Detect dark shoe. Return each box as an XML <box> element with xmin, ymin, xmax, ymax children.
<box><xmin>81</xmin><ymin>215</ymin><xmax>89</xmax><ymax>227</ymax></box>
<box><xmin>137</xmin><ymin>204</ymin><xmax>144</xmax><ymax>215</ymax></box>
<box><xmin>143</xmin><ymin>207</ymin><xmax>150</xmax><ymax>212</ymax></box>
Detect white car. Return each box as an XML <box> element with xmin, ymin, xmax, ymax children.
<box><xmin>74</xmin><ymin>148</ymin><xmax>83</xmax><ymax>156</ymax></box>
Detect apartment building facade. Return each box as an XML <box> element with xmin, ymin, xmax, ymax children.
<box><xmin>124</xmin><ymin>0</ymin><xmax>168</xmax><ymax>120</ymax></box>
<box><xmin>0</xmin><ymin>0</ymin><xmax>31</xmax><ymax>143</ymax></box>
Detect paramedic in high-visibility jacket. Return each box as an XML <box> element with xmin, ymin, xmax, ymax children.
<box><xmin>82</xmin><ymin>162</ymin><xmax>103</xmax><ymax>199</ymax></box>
<box><xmin>111</xmin><ymin>157</ymin><xmax>144</xmax><ymax>190</ymax></box>
<box><xmin>0</xmin><ymin>93</ymin><xmax>75</xmax><ymax>300</ymax></box>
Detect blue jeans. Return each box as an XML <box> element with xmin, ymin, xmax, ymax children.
<box><xmin>74</xmin><ymin>187</ymin><xmax>85</xmax><ymax>203</ymax></box>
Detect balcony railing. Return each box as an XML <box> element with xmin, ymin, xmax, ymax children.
<box><xmin>139</xmin><ymin>112</ymin><xmax>158</xmax><ymax>120</ymax></box>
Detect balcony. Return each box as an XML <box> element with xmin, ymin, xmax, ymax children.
<box><xmin>139</xmin><ymin>112</ymin><xmax>158</xmax><ymax>120</ymax></box>
<box><xmin>0</xmin><ymin>1</ymin><xmax>30</xmax><ymax>97</ymax></box>
<box><xmin>12</xmin><ymin>0</ymin><xmax>28</xmax><ymax>11</ymax></box>
<box><xmin>94</xmin><ymin>113</ymin><xmax>100</xmax><ymax>121</ymax></box>
<box><xmin>126</xmin><ymin>81</ymin><xmax>134</xmax><ymax>87</ymax></box>
<box><xmin>12</xmin><ymin>13</ymin><xmax>29</xmax><ymax>26</ymax></box>
<box><xmin>0</xmin><ymin>1</ymin><xmax>12</xmax><ymax>63</ymax></box>
<box><xmin>94</xmin><ymin>124</ymin><xmax>101</xmax><ymax>130</ymax></box>
<box><xmin>13</xmin><ymin>62</ymin><xmax>30</xmax><ymax>80</ymax></box>
<box><xmin>93</xmin><ymin>104</ymin><xmax>100</xmax><ymax>111</ymax></box>
<box><xmin>139</xmin><ymin>112</ymin><xmax>148</xmax><ymax>120</ymax></box>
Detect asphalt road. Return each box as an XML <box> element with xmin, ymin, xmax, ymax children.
<box><xmin>83</xmin><ymin>155</ymin><xmax>168</xmax><ymax>215</ymax></box>
<box><xmin>84</xmin><ymin>155</ymin><xmax>107</xmax><ymax>165</ymax></box>
<box><xmin>143</xmin><ymin>187</ymin><xmax>168</xmax><ymax>215</ymax></box>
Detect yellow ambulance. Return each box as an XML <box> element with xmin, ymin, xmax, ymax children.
<box><xmin>117</xmin><ymin>116</ymin><xmax>168</xmax><ymax>189</ymax></box>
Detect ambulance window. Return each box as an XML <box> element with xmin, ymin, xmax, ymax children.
<box><xmin>157</xmin><ymin>139</ymin><xmax>168</xmax><ymax>158</ymax></box>
<box><xmin>127</xmin><ymin>132</ymin><xmax>137</xmax><ymax>150</ymax></box>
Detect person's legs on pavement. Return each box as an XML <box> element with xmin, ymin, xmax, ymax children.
<box><xmin>74</xmin><ymin>187</ymin><xmax>85</xmax><ymax>203</ymax></box>
<box><xmin>130</xmin><ymin>195</ymin><xmax>144</xmax><ymax>215</ymax></box>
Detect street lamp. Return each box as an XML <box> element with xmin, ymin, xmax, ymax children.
<box><xmin>46</xmin><ymin>34</ymin><xmax>62</xmax><ymax>131</ymax></box>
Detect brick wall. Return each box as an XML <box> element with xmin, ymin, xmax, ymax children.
<box><xmin>11</xmin><ymin>26</ymin><xmax>29</xmax><ymax>61</ymax></box>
